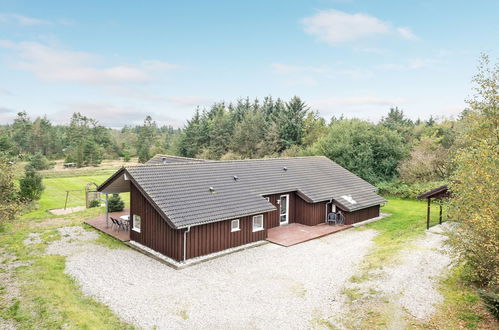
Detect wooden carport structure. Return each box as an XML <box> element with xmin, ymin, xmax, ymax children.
<box><xmin>417</xmin><ymin>185</ymin><xmax>450</xmax><ymax>229</ymax></box>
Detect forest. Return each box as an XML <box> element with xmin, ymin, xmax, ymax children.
<box><xmin>0</xmin><ymin>96</ymin><xmax>456</xmax><ymax>196</ymax></box>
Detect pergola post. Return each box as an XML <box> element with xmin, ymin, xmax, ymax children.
<box><xmin>439</xmin><ymin>201</ymin><xmax>443</xmax><ymax>225</ymax></box>
<box><xmin>426</xmin><ymin>198</ymin><xmax>431</xmax><ymax>230</ymax></box>
<box><xmin>105</xmin><ymin>193</ymin><xmax>109</xmax><ymax>228</ymax></box>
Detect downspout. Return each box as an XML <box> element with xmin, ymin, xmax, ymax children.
<box><xmin>183</xmin><ymin>226</ymin><xmax>191</xmax><ymax>262</ymax></box>
<box><xmin>325</xmin><ymin>198</ymin><xmax>333</xmax><ymax>223</ymax></box>
<box><xmin>105</xmin><ymin>193</ymin><xmax>109</xmax><ymax>228</ymax></box>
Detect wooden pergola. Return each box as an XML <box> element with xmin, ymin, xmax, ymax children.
<box><xmin>417</xmin><ymin>185</ymin><xmax>450</xmax><ymax>229</ymax></box>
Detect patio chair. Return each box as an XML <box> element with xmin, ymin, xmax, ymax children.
<box><xmin>110</xmin><ymin>217</ymin><xmax>118</xmax><ymax>230</ymax></box>
<box><xmin>326</xmin><ymin>212</ymin><xmax>337</xmax><ymax>225</ymax></box>
<box><xmin>111</xmin><ymin>217</ymin><xmax>126</xmax><ymax>231</ymax></box>
<box><xmin>327</xmin><ymin>212</ymin><xmax>345</xmax><ymax>226</ymax></box>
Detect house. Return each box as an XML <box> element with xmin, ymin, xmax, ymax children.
<box><xmin>97</xmin><ymin>156</ymin><xmax>386</xmax><ymax>262</ymax></box>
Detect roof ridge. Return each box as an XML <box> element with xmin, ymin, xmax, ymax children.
<box><xmin>127</xmin><ymin>155</ymin><xmax>330</xmax><ymax>169</ymax></box>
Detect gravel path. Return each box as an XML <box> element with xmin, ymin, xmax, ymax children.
<box><xmin>343</xmin><ymin>222</ymin><xmax>453</xmax><ymax>326</ymax></box>
<box><xmin>47</xmin><ymin>226</ymin><xmax>377</xmax><ymax>329</ymax></box>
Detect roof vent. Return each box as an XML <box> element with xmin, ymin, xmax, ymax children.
<box><xmin>209</xmin><ymin>186</ymin><xmax>216</xmax><ymax>193</ymax></box>
<box><xmin>161</xmin><ymin>156</ymin><xmax>167</xmax><ymax>164</ymax></box>
<box><xmin>233</xmin><ymin>175</ymin><xmax>239</xmax><ymax>181</ymax></box>
<box><xmin>283</xmin><ymin>166</ymin><xmax>288</xmax><ymax>171</ymax></box>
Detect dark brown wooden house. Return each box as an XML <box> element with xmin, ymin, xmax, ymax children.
<box><xmin>98</xmin><ymin>156</ymin><xmax>385</xmax><ymax>262</ymax></box>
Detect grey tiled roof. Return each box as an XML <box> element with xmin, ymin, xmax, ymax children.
<box><xmin>145</xmin><ymin>154</ymin><xmax>208</xmax><ymax>165</ymax></box>
<box><xmin>124</xmin><ymin>156</ymin><xmax>386</xmax><ymax>229</ymax></box>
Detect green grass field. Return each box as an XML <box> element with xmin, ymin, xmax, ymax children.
<box><xmin>23</xmin><ymin>174</ymin><xmax>130</xmax><ymax>219</ymax></box>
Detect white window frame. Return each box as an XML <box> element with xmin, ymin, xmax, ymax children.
<box><xmin>231</xmin><ymin>219</ymin><xmax>240</xmax><ymax>232</ymax></box>
<box><xmin>252</xmin><ymin>214</ymin><xmax>264</xmax><ymax>232</ymax></box>
<box><xmin>279</xmin><ymin>194</ymin><xmax>289</xmax><ymax>225</ymax></box>
<box><xmin>132</xmin><ymin>214</ymin><xmax>141</xmax><ymax>233</ymax></box>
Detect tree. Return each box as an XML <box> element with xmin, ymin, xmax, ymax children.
<box><xmin>398</xmin><ymin>136</ymin><xmax>449</xmax><ymax>183</ymax></box>
<box><xmin>448</xmin><ymin>55</ymin><xmax>499</xmax><ymax>289</ymax></box>
<box><xmin>230</xmin><ymin>110</ymin><xmax>266</xmax><ymax>158</ymax></box>
<box><xmin>136</xmin><ymin>116</ymin><xmax>157</xmax><ymax>163</ymax></box>
<box><xmin>19</xmin><ymin>166</ymin><xmax>45</xmax><ymax>201</ymax></box>
<box><xmin>11</xmin><ymin>111</ymin><xmax>33</xmax><ymax>155</ymax></box>
<box><xmin>0</xmin><ymin>155</ymin><xmax>22</xmax><ymax>228</ymax></box>
<box><xmin>107</xmin><ymin>194</ymin><xmax>124</xmax><ymax>212</ymax></box>
<box><xmin>380</xmin><ymin>107</ymin><xmax>415</xmax><ymax>143</ymax></box>
<box><xmin>314</xmin><ymin>119</ymin><xmax>407</xmax><ymax>183</ymax></box>
<box><xmin>302</xmin><ymin>111</ymin><xmax>327</xmax><ymax>146</ymax></box>
<box><xmin>28</xmin><ymin>152</ymin><xmax>54</xmax><ymax>170</ymax></box>
<box><xmin>65</xmin><ymin>113</ymin><xmax>107</xmax><ymax>167</ymax></box>
<box><xmin>279</xmin><ymin>96</ymin><xmax>309</xmax><ymax>150</ymax></box>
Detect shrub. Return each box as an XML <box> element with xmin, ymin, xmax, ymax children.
<box><xmin>107</xmin><ymin>194</ymin><xmax>124</xmax><ymax>212</ymax></box>
<box><xmin>376</xmin><ymin>180</ymin><xmax>447</xmax><ymax>199</ymax></box>
<box><xmin>19</xmin><ymin>167</ymin><xmax>45</xmax><ymax>201</ymax></box>
<box><xmin>478</xmin><ymin>289</ymin><xmax>499</xmax><ymax>320</ymax></box>
<box><xmin>89</xmin><ymin>200</ymin><xmax>100</xmax><ymax>208</ymax></box>
<box><xmin>28</xmin><ymin>153</ymin><xmax>54</xmax><ymax>170</ymax></box>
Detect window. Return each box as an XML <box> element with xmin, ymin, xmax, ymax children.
<box><xmin>132</xmin><ymin>214</ymin><xmax>141</xmax><ymax>233</ymax></box>
<box><xmin>252</xmin><ymin>214</ymin><xmax>264</xmax><ymax>232</ymax></box>
<box><xmin>231</xmin><ymin>219</ymin><xmax>240</xmax><ymax>232</ymax></box>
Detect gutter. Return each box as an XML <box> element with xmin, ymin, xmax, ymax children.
<box><xmin>183</xmin><ymin>226</ymin><xmax>191</xmax><ymax>262</ymax></box>
<box><xmin>325</xmin><ymin>198</ymin><xmax>333</xmax><ymax>223</ymax></box>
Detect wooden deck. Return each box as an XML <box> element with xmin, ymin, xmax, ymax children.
<box><xmin>85</xmin><ymin>209</ymin><xmax>131</xmax><ymax>242</ymax></box>
<box><xmin>267</xmin><ymin>223</ymin><xmax>352</xmax><ymax>247</ymax></box>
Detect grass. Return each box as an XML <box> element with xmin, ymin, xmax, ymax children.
<box><xmin>0</xmin><ymin>217</ymin><xmax>133</xmax><ymax>329</ymax></box>
<box><xmin>362</xmin><ymin>197</ymin><xmax>442</xmax><ymax>268</ymax></box>
<box><xmin>23</xmin><ymin>174</ymin><xmax>130</xmax><ymax>219</ymax></box>
<box><xmin>426</xmin><ymin>264</ymin><xmax>496</xmax><ymax>329</ymax></box>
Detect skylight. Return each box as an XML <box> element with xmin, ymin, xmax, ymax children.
<box><xmin>341</xmin><ymin>195</ymin><xmax>357</xmax><ymax>204</ymax></box>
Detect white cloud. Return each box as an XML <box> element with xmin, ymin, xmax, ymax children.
<box><xmin>55</xmin><ymin>102</ymin><xmax>184</xmax><ymax>128</ymax></box>
<box><xmin>0</xmin><ymin>40</ymin><xmax>178</xmax><ymax>85</ymax></box>
<box><xmin>0</xmin><ymin>106</ymin><xmax>16</xmax><ymax>114</ymax></box>
<box><xmin>0</xmin><ymin>13</ymin><xmax>51</xmax><ymax>26</ymax></box>
<box><xmin>396</xmin><ymin>27</ymin><xmax>418</xmax><ymax>40</ymax></box>
<box><xmin>0</xmin><ymin>88</ymin><xmax>13</xmax><ymax>96</ymax></box>
<box><xmin>271</xmin><ymin>63</ymin><xmax>330</xmax><ymax>74</ymax></box>
<box><xmin>377</xmin><ymin>58</ymin><xmax>440</xmax><ymax>71</ymax></box>
<box><xmin>311</xmin><ymin>96</ymin><xmax>407</xmax><ymax>108</ymax></box>
<box><xmin>167</xmin><ymin>96</ymin><xmax>214</xmax><ymax>108</ymax></box>
<box><xmin>301</xmin><ymin>10</ymin><xmax>418</xmax><ymax>44</ymax></box>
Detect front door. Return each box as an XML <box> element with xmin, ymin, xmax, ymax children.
<box><xmin>279</xmin><ymin>194</ymin><xmax>289</xmax><ymax>225</ymax></box>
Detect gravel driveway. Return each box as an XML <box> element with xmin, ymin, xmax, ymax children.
<box><xmin>47</xmin><ymin>226</ymin><xmax>377</xmax><ymax>329</ymax></box>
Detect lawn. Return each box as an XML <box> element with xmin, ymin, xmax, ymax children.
<box><xmin>365</xmin><ymin>197</ymin><xmax>444</xmax><ymax>267</ymax></box>
<box><xmin>23</xmin><ymin>174</ymin><xmax>130</xmax><ymax>219</ymax></box>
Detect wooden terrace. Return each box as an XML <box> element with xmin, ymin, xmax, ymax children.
<box><xmin>85</xmin><ymin>208</ymin><xmax>131</xmax><ymax>242</ymax></box>
<box><xmin>267</xmin><ymin>223</ymin><xmax>352</xmax><ymax>247</ymax></box>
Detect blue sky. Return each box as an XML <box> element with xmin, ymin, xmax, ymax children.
<box><xmin>0</xmin><ymin>0</ymin><xmax>497</xmax><ymax>127</ymax></box>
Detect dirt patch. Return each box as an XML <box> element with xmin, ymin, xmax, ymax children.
<box><xmin>49</xmin><ymin>206</ymin><xmax>86</xmax><ymax>215</ymax></box>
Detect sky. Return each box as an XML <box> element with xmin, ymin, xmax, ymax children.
<box><xmin>0</xmin><ymin>0</ymin><xmax>498</xmax><ymax>128</ymax></box>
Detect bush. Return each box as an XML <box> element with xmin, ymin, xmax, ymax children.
<box><xmin>89</xmin><ymin>200</ymin><xmax>100</xmax><ymax>208</ymax></box>
<box><xmin>376</xmin><ymin>180</ymin><xmax>447</xmax><ymax>199</ymax></box>
<box><xmin>19</xmin><ymin>167</ymin><xmax>44</xmax><ymax>201</ymax></box>
<box><xmin>107</xmin><ymin>194</ymin><xmax>124</xmax><ymax>212</ymax></box>
<box><xmin>478</xmin><ymin>289</ymin><xmax>499</xmax><ymax>320</ymax></box>
<box><xmin>28</xmin><ymin>153</ymin><xmax>54</xmax><ymax>170</ymax></box>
